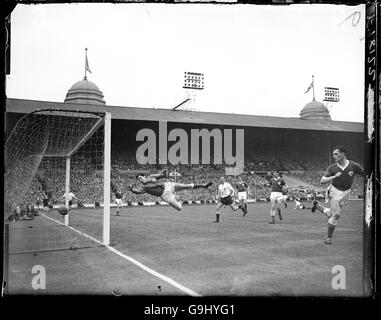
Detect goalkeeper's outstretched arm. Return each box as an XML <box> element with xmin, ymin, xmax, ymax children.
<box><xmin>149</xmin><ymin>169</ymin><xmax>168</xmax><ymax>181</ymax></box>
<box><xmin>127</xmin><ymin>185</ymin><xmax>146</xmax><ymax>195</ymax></box>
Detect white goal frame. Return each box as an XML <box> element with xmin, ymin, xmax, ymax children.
<box><xmin>5</xmin><ymin>109</ymin><xmax>112</xmax><ymax>246</ymax></box>
<box><xmin>63</xmin><ymin>111</ymin><xmax>111</xmax><ymax>245</ymax></box>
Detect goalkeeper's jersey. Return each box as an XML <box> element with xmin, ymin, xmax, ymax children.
<box><xmin>142</xmin><ymin>182</ymin><xmax>165</xmax><ymax>197</ymax></box>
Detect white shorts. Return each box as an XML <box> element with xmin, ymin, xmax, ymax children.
<box><xmin>270</xmin><ymin>192</ymin><xmax>284</xmax><ymax>202</ymax></box>
<box><xmin>160</xmin><ymin>182</ymin><xmax>176</xmax><ymax>203</ymax></box>
<box><xmin>327</xmin><ymin>185</ymin><xmax>351</xmax><ymax>206</ymax></box>
<box><xmin>115</xmin><ymin>198</ymin><xmax>122</xmax><ymax>207</ymax></box>
<box><xmin>237</xmin><ymin>191</ymin><xmax>247</xmax><ymax>200</ymax></box>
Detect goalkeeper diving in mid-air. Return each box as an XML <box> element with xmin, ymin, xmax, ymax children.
<box><xmin>126</xmin><ymin>169</ymin><xmax>213</xmax><ymax>211</ymax></box>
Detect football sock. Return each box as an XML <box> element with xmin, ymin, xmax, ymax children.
<box><xmin>316</xmin><ymin>202</ymin><xmax>328</xmax><ymax>213</ymax></box>
<box><xmin>327</xmin><ymin>223</ymin><xmax>335</xmax><ymax>239</ymax></box>
<box><xmin>215</xmin><ymin>213</ymin><xmax>220</xmax><ymax>222</ymax></box>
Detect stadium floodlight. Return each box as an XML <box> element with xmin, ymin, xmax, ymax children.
<box><xmin>5</xmin><ymin>109</ymin><xmax>111</xmax><ymax>252</ymax></box>
<box><xmin>323</xmin><ymin>87</ymin><xmax>340</xmax><ymax>102</ymax></box>
<box><xmin>183</xmin><ymin>72</ymin><xmax>204</xmax><ymax>90</ymax></box>
<box><xmin>173</xmin><ymin>72</ymin><xmax>205</xmax><ymax>111</ymax></box>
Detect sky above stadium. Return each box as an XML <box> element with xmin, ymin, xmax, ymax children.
<box><xmin>6</xmin><ymin>3</ymin><xmax>365</xmax><ymax>122</ymax></box>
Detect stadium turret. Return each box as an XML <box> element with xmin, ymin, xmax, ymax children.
<box><xmin>64</xmin><ymin>78</ymin><xmax>106</xmax><ymax>105</ymax></box>
<box><xmin>299</xmin><ymin>99</ymin><xmax>331</xmax><ymax>120</ymax></box>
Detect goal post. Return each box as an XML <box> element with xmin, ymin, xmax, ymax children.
<box><xmin>65</xmin><ymin>156</ymin><xmax>70</xmax><ymax>226</ymax></box>
<box><xmin>103</xmin><ymin>111</ymin><xmax>111</xmax><ymax>245</ymax></box>
<box><xmin>5</xmin><ymin>109</ymin><xmax>112</xmax><ymax>252</ymax></box>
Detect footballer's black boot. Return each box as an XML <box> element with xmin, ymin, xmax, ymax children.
<box><xmin>311</xmin><ymin>200</ymin><xmax>319</xmax><ymax>213</ymax></box>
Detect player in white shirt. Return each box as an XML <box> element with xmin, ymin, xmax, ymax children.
<box><xmin>62</xmin><ymin>191</ymin><xmax>79</xmax><ymax>210</ymax></box>
<box><xmin>215</xmin><ymin>176</ymin><xmax>244</xmax><ymax>222</ymax></box>
<box><xmin>293</xmin><ymin>198</ymin><xmax>309</xmax><ymax>210</ymax></box>
<box><xmin>306</xmin><ymin>191</ymin><xmax>313</xmax><ymax>203</ymax></box>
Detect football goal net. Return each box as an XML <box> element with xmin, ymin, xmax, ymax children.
<box><xmin>4</xmin><ymin>109</ymin><xmax>111</xmax><ymax>253</ymax></box>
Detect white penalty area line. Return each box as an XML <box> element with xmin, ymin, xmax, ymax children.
<box><xmin>41</xmin><ymin>213</ymin><xmax>201</xmax><ymax>297</ymax></box>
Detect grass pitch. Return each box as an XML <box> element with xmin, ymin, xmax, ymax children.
<box><xmin>7</xmin><ymin>200</ymin><xmax>364</xmax><ymax>296</ymax></box>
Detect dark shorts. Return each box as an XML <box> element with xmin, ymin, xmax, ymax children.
<box><xmin>220</xmin><ymin>196</ymin><xmax>234</xmax><ymax>206</ymax></box>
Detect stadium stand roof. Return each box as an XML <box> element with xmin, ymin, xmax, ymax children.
<box><xmin>6</xmin><ymin>98</ymin><xmax>363</xmax><ymax>133</ymax></box>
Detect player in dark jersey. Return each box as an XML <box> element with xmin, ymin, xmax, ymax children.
<box><xmin>278</xmin><ymin>172</ymin><xmax>288</xmax><ymax>209</ymax></box>
<box><xmin>114</xmin><ymin>190</ymin><xmax>124</xmax><ymax>216</ymax></box>
<box><xmin>126</xmin><ymin>169</ymin><xmax>213</xmax><ymax>211</ymax></box>
<box><xmin>111</xmin><ymin>180</ymin><xmax>126</xmax><ymax>216</ymax></box>
<box><xmin>236</xmin><ymin>175</ymin><xmax>249</xmax><ymax>216</ymax></box>
<box><xmin>311</xmin><ymin>146</ymin><xmax>364</xmax><ymax>245</ymax></box>
<box><xmin>266</xmin><ymin>170</ymin><xmax>286</xmax><ymax>224</ymax></box>
<box><xmin>42</xmin><ymin>190</ymin><xmax>52</xmax><ymax>211</ymax></box>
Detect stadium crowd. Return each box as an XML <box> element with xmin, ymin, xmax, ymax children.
<box><xmin>10</xmin><ymin>148</ymin><xmax>364</xmax><ymax>215</ymax></box>
<box><xmin>15</xmin><ymin>166</ymin><xmax>363</xmax><ymax>212</ymax></box>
